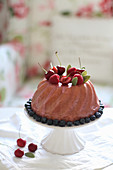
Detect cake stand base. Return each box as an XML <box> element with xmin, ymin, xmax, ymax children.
<box><xmin>41</xmin><ymin>127</ymin><xmax>85</xmax><ymax>155</ymax></box>
<box><xmin>24</xmin><ymin>110</ymin><xmax>87</xmax><ymax>155</ymax></box>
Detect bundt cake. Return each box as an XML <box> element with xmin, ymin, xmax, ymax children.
<box><xmin>25</xmin><ymin>52</ymin><xmax>104</xmax><ymax>126</ymax></box>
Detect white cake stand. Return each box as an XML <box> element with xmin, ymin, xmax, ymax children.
<box><xmin>24</xmin><ymin>110</ymin><xmax>97</xmax><ymax>155</ymax></box>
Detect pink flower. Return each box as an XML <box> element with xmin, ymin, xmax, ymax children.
<box><xmin>75</xmin><ymin>4</ymin><xmax>94</xmax><ymax>17</ymax></box>
<box><xmin>99</xmin><ymin>0</ymin><xmax>113</xmax><ymax>16</ymax></box>
<box><xmin>39</xmin><ymin>21</ymin><xmax>52</xmax><ymax>26</ymax></box>
<box><xmin>11</xmin><ymin>2</ymin><xmax>29</xmax><ymax>18</ymax></box>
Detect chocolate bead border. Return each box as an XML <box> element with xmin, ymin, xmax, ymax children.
<box><xmin>25</xmin><ymin>99</ymin><xmax>104</xmax><ymax>127</ymax></box>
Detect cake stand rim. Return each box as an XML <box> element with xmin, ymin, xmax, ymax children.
<box><xmin>24</xmin><ymin>109</ymin><xmax>100</xmax><ymax>130</ymax></box>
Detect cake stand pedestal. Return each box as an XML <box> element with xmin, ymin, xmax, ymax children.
<box><xmin>41</xmin><ymin>127</ymin><xmax>85</xmax><ymax>155</ymax></box>
<box><xmin>24</xmin><ymin>110</ymin><xmax>88</xmax><ymax>155</ymax></box>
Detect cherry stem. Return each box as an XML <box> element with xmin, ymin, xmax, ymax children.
<box><xmin>55</xmin><ymin>51</ymin><xmax>61</xmax><ymax>66</ymax></box>
<box><xmin>66</xmin><ymin>72</ymin><xmax>72</xmax><ymax>78</ymax></box>
<box><xmin>38</xmin><ymin>63</ymin><xmax>47</xmax><ymax>73</ymax></box>
<box><xmin>0</xmin><ymin>143</ymin><xmax>14</xmax><ymax>150</ymax></box>
<box><xmin>79</xmin><ymin>57</ymin><xmax>81</xmax><ymax>68</ymax></box>
<box><xmin>19</xmin><ymin>124</ymin><xmax>21</xmax><ymax>138</ymax></box>
<box><xmin>50</xmin><ymin>62</ymin><xmax>53</xmax><ymax>68</ymax></box>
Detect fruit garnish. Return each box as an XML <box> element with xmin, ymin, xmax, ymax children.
<box><xmin>60</xmin><ymin>76</ymin><xmax>71</xmax><ymax>85</ymax></box>
<box><xmin>45</xmin><ymin>69</ymin><xmax>54</xmax><ymax>80</ymax></box>
<box><xmin>38</xmin><ymin>62</ymin><xmax>55</xmax><ymax>80</ymax></box>
<box><xmin>25</xmin><ymin>152</ymin><xmax>35</xmax><ymax>158</ymax></box>
<box><xmin>72</xmin><ymin>77</ymin><xmax>78</xmax><ymax>86</ymax></box>
<box><xmin>57</xmin><ymin>65</ymin><xmax>65</xmax><ymax>75</ymax></box>
<box><xmin>14</xmin><ymin>148</ymin><xmax>24</xmax><ymax>158</ymax></box>
<box><xmin>66</xmin><ymin>64</ymin><xmax>71</xmax><ymax>73</ymax></box>
<box><xmin>17</xmin><ymin>138</ymin><xmax>26</xmax><ymax>148</ymax></box>
<box><xmin>28</xmin><ymin>143</ymin><xmax>37</xmax><ymax>152</ymax></box>
<box><xmin>55</xmin><ymin>51</ymin><xmax>61</xmax><ymax>66</ymax></box>
<box><xmin>50</xmin><ymin>62</ymin><xmax>58</xmax><ymax>73</ymax></box>
<box><xmin>81</xmin><ymin>70</ymin><xmax>87</xmax><ymax>76</ymax></box>
<box><xmin>73</xmin><ymin>74</ymin><xmax>84</xmax><ymax>85</ymax></box>
<box><xmin>55</xmin><ymin>52</ymin><xmax>65</xmax><ymax>75</ymax></box>
<box><xmin>49</xmin><ymin>74</ymin><xmax>60</xmax><ymax>84</ymax></box>
<box><xmin>79</xmin><ymin>57</ymin><xmax>82</xmax><ymax>68</ymax></box>
<box><xmin>52</xmin><ymin>66</ymin><xmax>58</xmax><ymax>74</ymax></box>
<box><xmin>83</xmin><ymin>75</ymin><xmax>90</xmax><ymax>83</ymax></box>
<box><xmin>67</xmin><ymin>67</ymin><xmax>77</xmax><ymax>76</ymax></box>
<box><xmin>76</xmin><ymin>68</ymin><xmax>85</xmax><ymax>74</ymax></box>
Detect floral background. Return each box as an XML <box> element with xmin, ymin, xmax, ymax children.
<box><xmin>0</xmin><ymin>0</ymin><xmax>113</xmax><ymax>107</ymax></box>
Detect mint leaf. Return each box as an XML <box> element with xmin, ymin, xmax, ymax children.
<box><xmin>82</xmin><ymin>70</ymin><xmax>87</xmax><ymax>77</ymax></box>
<box><xmin>83</xmin><ymin>75</ymin><xmax>90</xmax><ymax>83</ymax></box>
<box><xmin>67</xmin><ymin>64</ymin><xmax>71</xmax><ymax>73</ymax></box>
<box><xmin>72</xmin><ymin>77</ymin><xmax>78</xmax><ymax>86</ymax></box>
<box><xmin>25</xmin><ymin>152</ymin><xmax>35</xmax><ymax>158</ymax></box>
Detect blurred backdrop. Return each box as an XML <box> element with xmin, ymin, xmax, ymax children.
<box><xmin>0</xmin><ymin>0</ymin><xmax>113</xmax><ymax>107</ymax></box>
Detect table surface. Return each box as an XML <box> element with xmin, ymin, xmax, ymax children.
<box><xmin>0</xmin><ymin>107</ymin><xmax>113</xmax><ymax>170</ymax></box>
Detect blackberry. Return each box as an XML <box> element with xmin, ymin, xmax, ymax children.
<box><xmin>95</xmin><ymin>112</ymin><xmax>101</xmax><ymax>118</ymax></box>
<box><xmin>25</xmin><ymin>103</ymin><xmax>30</xmax><ymax>108</ymax></box>
<box><xmin>35</xmin><ymin>115</ymin><xmax>42</xmax><ymax>122</ymax></box>
<box><xmin>53</xmin><ymin>119</ymin><xmax>59</xmax><ymax>126</ymax></box>
<box><xmin>33</xmin><ymin>114</ymin><xmax>37</xmax><ymax>119</ymax></box>
<box><xmin>26</xmin><ymin>105</ymin><xmax>31</xmax><ymax>110</ymax></box>
<box><xmin>90</xmin><ymin>115</ymin><xmax>96</xmax><ymax>121</ymax></box>
<box><xmin>28</xmin><ymin>111</ymin><xmax>35</xmax><ymax>117</ymax></box>
<box><xmin>85</xmin><ymin>117</ymin><xmax>90</xmax><ymax>123</ymax></box>
<box><xmin>73</xmin><ymin>120</ymin><xmax>80</xmax><ymax>126</ymax></box>
<box><xmin>41</xmin><ymin>117</ymin><xmax>47</xmax><ymax>124</ymax></box>
<box><xmin>98</xmin><ymin>107</ymin><xmax>103</xmax><ymax>114</ymax></box>
<box><xmin>80</xmin><ymin>118</ymin><xmax>85</xmax><ymax>124</ymax></box>
<box><xmin>67</xmin><ymin>121</ymin><xmax>73</xmax><ymax>127</ymax></box>
<box><xmin>100</xmin><ymin>104</ymin><xmax>104</xmax><ymax>109</ymax></box>
<box><xmin>59</xmin><ymin>120</ymin><xmax>66</xmax><ymax>127</ymax></box>
<box><xmin>27</xmin><ymin>101</ymin><xmax>31</xmax><ymax>104</ymax></box>
<box><xmin>47</xmin><ymin>119</ymin><xmax>53</xmax><ymax>125</ymax></box>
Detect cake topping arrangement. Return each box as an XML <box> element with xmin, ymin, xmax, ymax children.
<box><xmin>39</xmin><ymin>52</ymin><xmax>90</xmax><ymax>86</ymax></box>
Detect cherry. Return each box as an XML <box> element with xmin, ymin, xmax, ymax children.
<box><xmin>57</xmin><ymin>65</ymin><xmax>65</xmax><ymax>75</ymax></box>
<box><xmin>14</xmin><ymin>148</ymin><xmax>24</xmax><ymax>158</ymax></box>
<box><xmin>76</xmin><ymin>68</ymin><xmax>85</xmax><ymax>74</ymax></box>
<box><xmin>45</xmin><ymin>69</ymin><xmax>54</xmax><ymax>80</ymax></box>
<box><xmin>49</xmin><ymin>74</ymin><xmax>60</xmax><ymax>84</ymax></box>
<box><xmin>73</xmin><ymin>74</ymin><xmax>83</xmax><ymax>85</ymax></box>
<box><xmin>17</xmin><ymin>138</ymin><xmax>26</xmax><ymax>147</ymax></box>
<box><xmin>67</xmin><ymin>67</ymin><xmax>77</xmax><ymax>76</ymax></box>
<box><xmin>28</xmin><ymin>143</ymin><xmax>37</xmax><ymax>152</ymax></box>
<box><xmin>60</xmin><ymin>76</ymin><xmax>71</xmax><ymax>85</ymax></box>
<box><xmin>55</xmin><ymin>52</ymin><xmax>65</xmax><ymax>75</ymax></box>
<box><xmin>52</xmin><ymin>66</ymin><xmax>58</xmax><ymax>74</ymax></box>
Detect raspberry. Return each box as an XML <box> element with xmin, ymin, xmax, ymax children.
<box><xmin>28</xmin><ymin>143</ymin><xmax>37</xmax><ymax>152</ymax></box>
<box><xmin>14</xmin><ymin>149</ymin><xmax>24</xmax><ymax>158</ymax></box>
<box><xmin>60</xmin><ymin>76</ymin><xmax>71</xmax><ymax>85</ymax></box>
<box><xmin>49</xmin><ymin>74</ymin><xmax>60</xmax><ymax>84</ymax></box>
<box><xmin>17</xmin><ymin>138</ymin><xmax>26</xmax><ymax>147</ymax></box>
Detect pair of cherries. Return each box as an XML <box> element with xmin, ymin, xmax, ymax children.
<box><xmin>46</xmin><ymin>66</ymin><xmax>84</xmax><ymax>85</ymax></box>
<box><xmin>45</xmin><ymin>65</ymin><xmax>65</xmax><ymax>84</ymax></box>
<box><xmin>14</xmin><ymin>138</ymin><xmax>37</xmax><ymax>158</ymax></box>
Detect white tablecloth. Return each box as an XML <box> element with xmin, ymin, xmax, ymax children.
<box><xmin>0</xmin><ymin>107</ymin><xmax>113</xmax><ymax>170</ymax></box>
